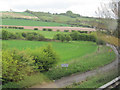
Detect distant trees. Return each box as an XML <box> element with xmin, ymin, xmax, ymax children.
<box><xmin>53</xmin><ymin>32</ymin><xmax>96</xmax><ymax>42</ymax></box>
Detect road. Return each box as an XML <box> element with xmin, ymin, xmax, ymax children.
<box><xmin>31</xmin><ymin>44</ymin><xmax>119</xmax><ymax>88</ymax></box>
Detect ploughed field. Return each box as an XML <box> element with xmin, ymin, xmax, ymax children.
<box><xmin>2</xmin><ymin>40</ymin><xmax>97</xmax><ymax>64</ymax></box>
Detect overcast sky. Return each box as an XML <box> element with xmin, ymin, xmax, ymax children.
<box><xmin>0</xmin><ymin>0</ymin><xmax>112</xmax><ymax>17</ymax></box>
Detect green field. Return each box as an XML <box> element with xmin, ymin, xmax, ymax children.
<box><xmin>2</xmin><ymin>40</ymin><xmax>97</xmax><ymax>63</ymax></box>
<box><xmin>2</xmin><ymin>19</ymin><xmax>70</xmax><ymax>26</ymax></box>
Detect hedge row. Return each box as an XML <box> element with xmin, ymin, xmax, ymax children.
<box><xmin>43</xmin><ymin>28</ymin><xmax>52</xmax><ymax>31</ymax></box>
<box><xmin>2</xmin><ymin>30</ymin><xmax>45</xmax><ymax>41</ymax></box>
<box><xmin>53</xmin><ymin>31</ymin><xmax>105</xmax><ymax>45</ymax></box>
<box><xmin>1</xmin><ymin>26</ymin><xmax>24</xmax><ymax>29</ymax></box>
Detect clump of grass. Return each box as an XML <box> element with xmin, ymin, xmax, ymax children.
<box><xmin>66</xmin><ymin>68</ymin><xmax>118</xmax><ymax>88</ymax></box>
<box><xmin>2</xmin><ymin>73</ymin><xmax>50</xmax><ymax>88</ymax></box>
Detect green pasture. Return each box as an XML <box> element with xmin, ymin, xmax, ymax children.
<box><xmin>2</xmin><ymin>40</ymin><xmax>97</xmax><ymax>63</ymax></box>
<box><xmin>2</xmin><ymin>19</ymin><xmax>70</xmax><ymax>26</ymax></box>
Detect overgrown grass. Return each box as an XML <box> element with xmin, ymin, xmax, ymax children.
<box><xmin>66</xmin><ymin>68</ymin><xmax>118</xmax><ymax>88</ymax></box>
<box><xmin>2</xmin><ymin>19</ymin><xmax>70</xmax><ymax>26</ymax></box>
<box><xmin>97</xmin><ymin>32</ymin><xmax>120</xmax><ymax>47</ymax></box>
<box><xmin>44</xmin><ymin>46</ymin><xmax>116</xmax><ymax>80</ymax></box>
<box><xmin>2</xmin><ymin>73</ymin><xmax>51</xmax><ymax>88</ymax></box>
<box><xmin>2</xmin><ymin>40</ymin><xmax>97</xmax><ymax>63</ymax></box>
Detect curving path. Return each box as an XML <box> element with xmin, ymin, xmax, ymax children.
<box><xmin>31</xmin><ymin>44</ymin><xmax>119</xmax><ymax>88</ymax></box>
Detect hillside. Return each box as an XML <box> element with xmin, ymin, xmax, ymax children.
<box><xmin>0</xmin><ymin>10</ymin><xmax>98</xmax><ymax>27</ymax></box>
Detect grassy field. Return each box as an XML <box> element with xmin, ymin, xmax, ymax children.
<box><xmin>2</xmin><ymin>40</ymin><xmax>97</xmax><ymax>63</ymax></box>
<box><xmin>45</xmin><ymin>46</ymin><xmax>116</xmax><ymax>79</ymax></box>
<box><xmin>2</xmin><ymin>19</ymin><xmax>70</xmax><ymax>26</ymax></box>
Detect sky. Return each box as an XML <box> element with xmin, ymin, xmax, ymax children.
<box><xmin>0</xmin><ymin>0</ymin><xmax>112</xmax><ymax>17</ymax></box>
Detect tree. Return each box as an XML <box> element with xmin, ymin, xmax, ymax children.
<box><xmin>2</xmin><ymin>30</ymin><xmax>9</xmax><ymax>40</ymax></box>
<box><xmin>60</xmin><ymin>34</ymin><xmax>66</xmax><ymax>42</ymax></box>
<box><xmin>96</xmin><ymin>0</ymin><xmax>119</xmax><ymax>37</ymax></box>
<box><xmin>66</xmin><ymin>34</ymin><xmax>72</xmax><ymax>42</ymax></box>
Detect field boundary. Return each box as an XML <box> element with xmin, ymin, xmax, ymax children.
<box><xmin>0</xmin><ymin>25</ymin><xmax>96</xmax><ymax>32</ymax></box>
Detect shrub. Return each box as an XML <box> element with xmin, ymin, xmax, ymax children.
<box><xmin>29</xmin><ymin>44</ymin><xmax>59</xmax><ymax>72</ymax></box>
<box><xmin>57</xmin><ymin>30</ymin><xmax>60</xmax><ymax>32</ymax></box>
<box><xmin>53</xmin><ymin>33</ymin><xmax>61</xmax><ymax>40</ymax></box>
<box><xmin>18</xmin><ymin>27</ymin><xmax>24</xmax><ymax>29</ymax></box>
<box><xmin>8</xmin><ymin>32</ymin><xmax>18</xmax><ymax>39</ymax></box>
<box><xmin>2</xmin><ymin>30</ymin><xmax>9</xmax><ymax>40</ymax></box>
<box><xmin>96</xmin><ymin>39</ymin><xmax>106</xmax><ymax>45</ymax></box>
<box><xmin>26</xmin><ymin>32</ymin><xmax>45</xmax><ymax>41</ymax></box>
<box><xmin>48</xmin><ymin>29</ymin><xmax>52</xmax><ymax>31</ymax></box>
<box><xmin>71</xmin><ymin>30</ymin><xmax>75</xmax><ymax>32</ymax></box>
<box><xmin>2</xmin><ymin>49</ymin><xmax>34</xmax><ymax>84</ymax></box>
<box><xmin>34</xmin><ymin>28</ymin><xmax>38</xmax><ymax>30</ymax></box>
<box><xmin>70</xmin><ymin>31</ymin><xmax>79</xmax><ymax>40</ymax></box>
<box><xmin>64</xmin><ymin>30</ymin><xmax>69</xmax><ymax>32</ymax></box>
<box><xmin>66</xmin><ymin>34</ymin><xmax>72</xmax><ymax>42</ymax></box>
<box><xmin>22</xmin><ymin>32</ymin><xmax>27</xmax><ymax>37</ymax></box>
<box><xmin>60</xmin><ymin>34</ymin><xmax>66</xmax><ymax>42</ymax></box>
<box><xmin>43</xmin><ymin>28</ymin><xmax>47</xmax><ymax>31</ymax></box>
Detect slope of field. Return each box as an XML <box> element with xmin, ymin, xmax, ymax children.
<box><xmin>2</xmin><ymin>40</ymin><xmax>97</xmax><ymax>63</ymax></box>
<box><xmin>2</xmin><ymin>19</ymin><xmax>70</xmax><ymax>27</ymax></box>
<box><xmin>1</xmin><ymin>12</ymin><xmax>38</xmax><ymax>20</ymax></box>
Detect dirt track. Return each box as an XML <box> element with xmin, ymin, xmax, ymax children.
<box><xmin>1</xmin><ymin>25</ymin><xmax>96</xmax><ymax>32</ymax></box>
<box><xmin>31</xmin><ymin>44</ymin><xmax>119</xmax><ymax>88</ymax></box>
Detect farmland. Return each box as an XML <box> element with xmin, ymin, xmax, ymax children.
<box><xmin>1</xmin><ymin>10</ymin><xmax>118</xmax><ymax>89</ymax></box>
<box><xmin>2</xmin><ymin>19</ymin><xmax>70</xmax><ymax>26</ymax></box>
<box><xmin>2</xmin><ymin>40</ymin><xmax>97</xmax><ymax>63</ymax></box>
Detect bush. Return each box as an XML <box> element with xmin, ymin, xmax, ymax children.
<box><xmin>34</xmin><ymin>28</ymin><xmax>38</xmax><ymax>30</ymax></box>
<box><xmin>29</xmin><ymin>44</ymin><xmax>59</xmax><ymax>72</ymax></box>
<box><xmin>60</xmin><ymin>34</ymin><xmax>66</xmax><ymax>42</ymax></box>
<box><xmin>71</xmin><ymin>30</ymin><xmax>75</xmax><ymax>32</ymax></box>
<box><xmin>18</xmin><ymin>27</ymin><xmax>24</xmax><ymax>29</ymax></box>
<box><xmin>26</xmin><ymin>32</ymin><xmax>45</xmax><ymax>41</ymax></box>
<box><xmin>53</xmin><ymin>33</ymin><xmax>61</xmax><ymax>40</ymax></box>
<box><xmin>2</xmin><ymin>30</ymin><xmax>9</xmax><ymax>40</ymax></box>
<box><xmin>48</xmin><ymin>29</ymin><xmax>52</xmax><ymax>31</ymax></box>
<box><xmin>43</xmin><ymin>28</ymin><xmax>47</xmax><ymax>31</ymax></box>
<box><xmin>57</xmin><ymin>30</ymin><xmax>60</xmax><ymax>32</ymax></box>
<box><xmin>2</xmin><ymin>49</ymin><xmax>34</xmax><ymax>84</ymax></box>
<box><xmin>64</xmin><ymin>30</ymin><xmax>69</xmax><ymax>32</ymax></box>
<box><xmin>70</xmin><ymin>31</ymin><xmax>79</xmax><ymax>40</ymax></box>
<box><xmin>22</xmin><ymin>32</ymin><xmax>27</xmax><ymax>37</ymax></box>
<box><xmin>66</xmin><ymin>34</ymin><xmax>72</xmax><ymax>42</ymax></box>
<box><xmin>96</xmin><ymin>39</ymin><xmax>106</xmax><ymax>45</ymax></box>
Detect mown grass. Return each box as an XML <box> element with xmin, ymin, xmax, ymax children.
<box><xmin>2</xmin><ymin>19</ymin><xmax>70</xmax><ymax>26</ymax></box>
<box><xmin>2</xmin><ymin>40</ymin><xmax>97</xmax><ymax>63</ymax></box>
<box><xmin>66</xmin><ymin>68</ymin><xmax>118</xmax><ymax>88</ymax></box>
<box><xmin>45</xmin><ymin>46</ymin><xmax>116</xmax><ymax>80</ymax></box>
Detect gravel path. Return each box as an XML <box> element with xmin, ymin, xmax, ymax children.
<box><xmin>31</xmin><ymin>44</ymin><xmax>119</xmax><ymax>88</ymax></box>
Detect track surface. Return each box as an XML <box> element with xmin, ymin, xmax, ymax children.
<box><xmin>31</xmin><ymin>44</ymin><xmax>119</xmax><ymax>88</ymax></box>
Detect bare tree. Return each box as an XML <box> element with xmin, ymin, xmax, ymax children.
<box><xmin>95</xmin><ymin>0</ymin><xmax>119</xmax><ymax>36</ymax></box>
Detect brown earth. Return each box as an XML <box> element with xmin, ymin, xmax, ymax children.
<box><xmin>1</xmin><ymin>25</ymin><xmax>96</xmax><ymax>32</ymax></box>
